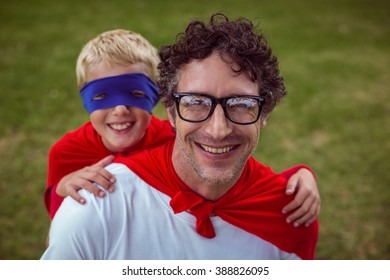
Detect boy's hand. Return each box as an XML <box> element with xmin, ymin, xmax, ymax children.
<box><xmin>56</xmin><ymin>155</ymin><xmax>116</xmax><ymax>204</ymax></box>
<box><xmin>282</xmin><ymin>168</ymin><xmax>320</xmax><ymax>227</ymax></box>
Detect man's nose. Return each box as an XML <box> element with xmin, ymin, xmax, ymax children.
<box><xmin>204</xmin><ymin>104</ymin><xmax>233</xmax><ymax>140</ymax></box>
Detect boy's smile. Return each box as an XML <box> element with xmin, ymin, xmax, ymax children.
<box><xmin>109</xmin><ymin>122</ymin><xmax>132</xmax><ymax>132</ymax></box>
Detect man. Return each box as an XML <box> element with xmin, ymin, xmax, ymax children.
<box><xmin>42</xmin><ymin>13</ymin><xmax>318</xmax><ymax>260</ymax></box>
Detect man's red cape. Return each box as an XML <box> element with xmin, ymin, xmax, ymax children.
<box><xmin>45</xmin><ymin>116</ymin><xmax>175</xmax><ymax>219</ymax></box>
<box><xmin>115</xmin><ymin>140</ymin><xmax>319</xmax><ymax>260</ymax></box>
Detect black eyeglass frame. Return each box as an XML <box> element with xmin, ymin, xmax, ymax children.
<box><xmin>173</xmin><ymin>92</ymin><xmax>266</xmax><ymax>125</ymax></box>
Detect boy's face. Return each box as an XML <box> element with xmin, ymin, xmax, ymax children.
<box><xmin>87</xmin><ymin>62</ymin><xmax>152</xmax><ymax>153</ymax></box>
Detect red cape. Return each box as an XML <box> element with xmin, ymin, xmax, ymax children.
<box><xmin>115</xmin><ymin>140</ymin><xmax>319</xmax><ymax>260</ymax></box>
<box><xmin>45</xmin><ymin>116</ymin><xmax>175</xmax><ymax>218</ymax></box>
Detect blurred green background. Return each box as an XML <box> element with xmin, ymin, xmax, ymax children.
<box><xmin>0</xmin><ymin>0</ymin><xmax>389</xmax><ymax>259</ymax></box>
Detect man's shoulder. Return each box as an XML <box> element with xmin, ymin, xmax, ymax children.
<box><xmin>57</xmin><ymin>163</ymin><xmax>139</xmax><ymax>218</ymax></box>
<box><xmin>246</xmin><ymin>157</ymin><xmax>287</xmax><ymax>187</ymax></box>
<box><xmin>104</xmin><ymin>162</ymin><xmax>134</xmax><ymax>176</ymax></box>
<box><xmin>105</xmin><ymin>163</ymin><xmax>150</xmax><ymax>192</ymax></box>
<box><xmin>77</xmin><ymin>162</ymin><xmax>163</xmax><ymax>224</ymax></box>
<box><xmin>240</xmin><ymin>157</ymin><xmax>289</xmax><ymax>208</ymax></box>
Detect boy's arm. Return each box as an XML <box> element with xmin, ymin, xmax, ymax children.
<box><xmin>55</xmin><ymin>155</ymin><xmax>116</xmax><ymax>203</ymax></box>
<box><xmin>280</xmin><ymin>165</ymin><xmax>320</xmax><ymax>227</ymax></box>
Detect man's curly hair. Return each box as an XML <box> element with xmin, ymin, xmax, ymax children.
<box><xmin>157</xmin><ymin>13</ymin><xmax>286</xmax><ymax>116</ymax></box>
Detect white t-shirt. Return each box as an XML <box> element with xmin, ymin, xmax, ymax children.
<box><xmin>41</xmin><ymin>163</ymin><xmax>299</xmax><ymax>260</ymax></box>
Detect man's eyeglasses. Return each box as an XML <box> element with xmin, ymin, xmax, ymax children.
<box><xmin>173</xmin><ymin>93</ymin><xmax>265</xmax><ymax>125</ymax></box>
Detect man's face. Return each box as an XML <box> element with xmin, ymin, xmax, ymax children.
<box><xmin>168</xmin><ymin>52</ymin><xmax>266</xmax><ymax>199</ymax></box>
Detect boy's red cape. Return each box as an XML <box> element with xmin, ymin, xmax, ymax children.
<box><xmin>45</xmin><ymin>116</ymin><xmax>175</xmax><ymax>219</ymax></box>
<box><xmin>115</xmin><ymin>140</ymin><xmax>319</xmax><ymax>260</ymax></box>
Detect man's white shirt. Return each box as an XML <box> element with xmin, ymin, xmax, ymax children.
<box><xmin>41</xmin><ymin>163</ymin><xmax>299</xmax><ymax>260</ymax></box>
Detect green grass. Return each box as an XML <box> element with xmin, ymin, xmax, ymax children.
<box><xmin>0</xmin><ymin>0</ymin><xmax>389</xmax><ymax>259</ymax></box>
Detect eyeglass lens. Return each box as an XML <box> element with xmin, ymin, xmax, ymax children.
<box><xmin>178</xmin><ymin>94</ymin><xmax>261</xmax><ymax>124</ymax></box>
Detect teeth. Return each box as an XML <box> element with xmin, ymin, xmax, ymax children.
<box><xmin>110</xmin><ymin>123</ymin><xmax>130</xmax><ymax>131</ymax></box>
<box><xmin>201</xmin><ymin>145</ymin><xmax>234</xmax><ymax>154</ymax></box>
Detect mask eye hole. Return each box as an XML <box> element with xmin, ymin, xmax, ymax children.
<box><xmin>92</xmin><ymin>93</ymin><xmax>107</xmax><ymax>100</ymax></box>
<box><xmin>130</xmin><ymin>91</ymin><xmax>146</xmax><ymax>97</ymax></box>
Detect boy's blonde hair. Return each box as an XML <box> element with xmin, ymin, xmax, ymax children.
<box><xmin>76</xmin><ymin>29</ymin><xmax>159</xmax><ymax>88</ymax></box>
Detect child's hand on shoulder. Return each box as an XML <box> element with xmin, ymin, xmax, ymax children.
<box><xmin>56</xmin><ymin>155</ymin><xmax>116</xmax><ymax>204</ymax></box>
<box><xmin>283</xmin><ymin>168</ymin><xmax>320</xmax><ymax>227</ymax></box>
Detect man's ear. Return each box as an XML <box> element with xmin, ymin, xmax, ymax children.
<box><xmin>260</xmin><ymin>114</ymin><xmax>269</xmax><ymax>128</ymax></box>
<box><xmin>166</xmin><ymin>106</ymin><xmax>176</xmax><ymax>128</ymax></box>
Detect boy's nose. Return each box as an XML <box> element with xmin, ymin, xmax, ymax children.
<box><xmin>112</xmin><ymin>105</ymin><xmax>130</xmax><ymax>115</ymax></box>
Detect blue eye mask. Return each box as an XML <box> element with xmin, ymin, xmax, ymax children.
<box><xmin>80</xmin><ymin>73</ymin><xmax>159</xmax><ymax>114</ymax></box>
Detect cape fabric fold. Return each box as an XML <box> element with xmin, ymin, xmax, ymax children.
<box><xmin>114</xmin><ymin>140</ymin><xmax>318</xmax><ymax>260</ymax></box>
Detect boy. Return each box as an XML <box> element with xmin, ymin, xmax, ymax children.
<box><xmin>45</xmin><ymin>29</ymin><xmax>320</xmax><ymax>227</ymax></box>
